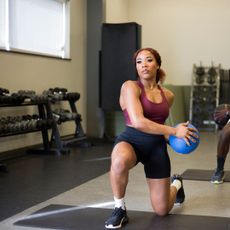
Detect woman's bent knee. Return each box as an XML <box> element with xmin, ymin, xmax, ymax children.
<box><xmin>111</xmin><ymin>157</ymin><xmax>128</xmax><ymax>175</ymax></box>
<box><xmin>154</xmin><ymin>207</ymin><xmax>169</xmax><ymax>217</ymax></box>
<box><xmin>111</xmin><ymin>142</ymin><xmax>137</xmax><ymax>174</ymax></box>
<box><xmin>151</xmin><ymin>202</ymin><xmax>169</xmax><ymax>216</ymax></box>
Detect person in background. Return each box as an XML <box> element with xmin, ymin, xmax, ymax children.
<box><xmin>105</xmin><ymin>47</ymin><xmax>198</xmax><ymax>229</ymax></box>
<box><xmin>211</xmin><ymin>104</ymin><xmax>230</xmax><ymax>184</ymax></box>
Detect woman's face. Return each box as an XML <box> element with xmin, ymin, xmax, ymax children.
<box><xmin>135</xmin><ymin>50</ymin><xmax>159</xmax><ymax>81</ymax></box>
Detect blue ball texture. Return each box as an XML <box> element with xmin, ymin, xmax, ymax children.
<box><xmin>169</xmin><ymin>124</ymin><xmax>200</xmax><ymax>154</ymax></box>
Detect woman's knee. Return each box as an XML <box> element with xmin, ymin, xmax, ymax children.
<box><xmin>147</xmin><ymin>178</ymin><xmax>171</xmax><ymax>216</ymax></box>
<box><xmin>111</xmin><ymin>143</ymin><xmax>136</xmax><ymax>174</ymax></box>
<box><xmin>153</xmin><ymin>205</ymin><xmax>169</xmax><ymax>217</ymax></box>
<box><xmin>111</xmin><ymin>156</ymin><xmax>129</xmax><ymax>174</ymax></box>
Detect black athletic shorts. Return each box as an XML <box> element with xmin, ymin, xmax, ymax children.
<box><xmin>114</xmin><ymin>126</ymin><xmax>171</xmax><ymax>179</ymax></box>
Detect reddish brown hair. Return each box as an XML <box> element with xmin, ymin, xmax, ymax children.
<box><xmin>133</xmin><ymin>48</ymin><xmax>166</xmax><ymax>83</ymax></box>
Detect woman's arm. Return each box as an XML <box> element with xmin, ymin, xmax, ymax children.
<box><xmin>120</xmin><ymin>81</ymin><xmax>188</xmax><ymax>138</ymax></box>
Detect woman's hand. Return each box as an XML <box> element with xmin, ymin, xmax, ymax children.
<box><xmin>175</xmin><ymin>121</ymin><xmax>199</xmax><ymax>145</ymax></box>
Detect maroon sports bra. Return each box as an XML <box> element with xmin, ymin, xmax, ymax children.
<box><xmin>123</xmin><ymin>80</ymin><xmax>169</xmax><ymax>125</ymax></box>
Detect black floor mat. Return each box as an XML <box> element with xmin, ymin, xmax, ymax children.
<box><xmin>0</xmin><ymin>139</ymin><xmax>112</xmax><ymax>221</ymax></box>
<box><xmin>14</xmin><ymin>204</ymin><xmax>230</xmax><ymax>230</ymax></box>
<box><xmin>181</xmin><ymin>169</ymin><xmax>230</xmax><ymax>181</ymax></box>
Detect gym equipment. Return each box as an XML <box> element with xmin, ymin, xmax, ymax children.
<box><xmin>14</xmin><ymin>204</ymin><xmax>230</xmax><ymax>230</ymax></box>
<box><xmin>195</xmin><ymin>64</ymin><xmax>205</xmax><ymax>84</ymax></box>
<box><xmin>190</xmin><ymin>63</ymin><xmax>221</xmax><ymax>131</ymax></box>
<box><xmin>0</xmin><ymin>86</ymin><xmax>88</xmax><ymax>155</ymax></box>
<box><xmin>100</xmin><ymin>23</ymin><xmax>141</xmax><ymax>110</ymax></box>
<box><xmin>181</xmin><ymin>169</ymin><xmax>230</xmax><ymax>182</ymax></box>
<box><xmin>0</xmin><ymin>114</ymin><xmax>46</xmax><ymax>134</ymax></box>
<box><xmin>52</xmin><ymin>108</ymin><xmax>80</xmax><ymax>124</ymax></box>
<box><xmin>49</xmin><ymin>90</ymin><xmax>87</xmax><ymax>149</ymax></box>
<box><xmin>207</xmin><ymin>66</ymin><xmax>217</xmax><ymax>85</ymax></box>
<box><xmin>0</xmin><ymin>88</ymin><xmax>56</xmax><ymax>155</ymax></box>
<box><xmin>195</xmin><ymin>65</ymin><xmax>205</xmax><ymax>76</ymax></box>
<box><xmin>42</xmin><ymin>89</ymin><xmax>64</xmax><ymax>102</ymax></box>
<box><xmin>213</xmin><ymin>104</ymin><xmax>230</xmax><ymax>128</ymax></box>
<box><xmin>0</xmin><ymin>87</ymin><xmax>10</xmax><ymax>97</ymax></box>
<box><xmin>169</xmin><ymin>123</ymin><xmax>200</xmax><ymax>154</ymax></box>
<box><xmin>219</xmin><ymin>69</ymin><xmax>230</xmax><ymax>104</ymax></box>
<box><xmin>64</xmin><ymin>92</ymin><xmax>80</xmax><ymax>102</ymax></box>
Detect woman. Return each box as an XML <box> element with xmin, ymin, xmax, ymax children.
<box><xmin>105</xmin><ymin>48</ymin><xmax>198</xmax><ymax>229</ymax></box>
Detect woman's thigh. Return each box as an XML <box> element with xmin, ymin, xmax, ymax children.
<box><xmin>111</xmin><ymin>141</ymin><xmax>137</xmax><ymax>170</ymax></box>
<box><xmin>146</xmin><ymin>177</ymin><xmax>171</xmax><ymax>210</ymax></box>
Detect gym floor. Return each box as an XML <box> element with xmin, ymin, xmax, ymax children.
<box><xmin>0</xmin><ymin>132</ymin><xmax>230</xmax><ymax>230</ymax></box>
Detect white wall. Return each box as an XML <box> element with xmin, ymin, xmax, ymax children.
<box><xmin>105</xmin><ymin>0</ymin><xmax>129</xmax><ymax>22</ymax></box>
<box><xmin>107</xmin><ymin>0</ymin><xmax>230</xmax><ymax>85</ymax></box>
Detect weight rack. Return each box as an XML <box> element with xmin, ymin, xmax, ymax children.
<box><xmin>189</xmin><ymin>63</ymin><xmax>221</xmax><ymax>131</ymax></box>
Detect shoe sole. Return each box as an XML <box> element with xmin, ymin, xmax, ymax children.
<box><xmin>105</xmin><ymin>216</ymin><xmax>128</xmax><ymax>229</ymax></box>
<box><xmin>211</xmin><ymin>180</ymin><xmax>224</xmax><ymax>184</ymax></box>
<box><xmin>174</xmin><ymin>202</ymin><xmax>183</xmax><ymax>206</ymax></box>
<box><xmin>211</xmin><ymin>176</ymin><xmax>225</xmax><ymax>184</ymax></box>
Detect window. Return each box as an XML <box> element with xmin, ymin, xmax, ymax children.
<box><xmin>0</xmin><ymin>0</ymin><xmax>70</xmax><ymax>59</ymax></box>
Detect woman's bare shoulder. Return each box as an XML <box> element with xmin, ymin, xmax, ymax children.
<box><xmin>120</xmin><ymin>80</ymin><xmax>140</xmax><ymax>110</ymax></box>
<box><xmin>122</xmin><ymin>80</ymin><xmax>138</xmax><ymax>87</ymax></box>
<box><xmin>160</xmin><ymin>86</ymin><xmax>175</xmax><ymax>105</ymax></box>
<box><xmin>121</xmin><ymin>80</ymin><xmax>139</xmax><ymax>91</ymax></box>
<box><xmin>161</xmin><ymin>86</ymin><xmax>174</xmax><ymax>97</ymax></box>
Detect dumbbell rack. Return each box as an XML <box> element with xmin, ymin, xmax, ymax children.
<box><xmin>189</xmin><ymin>64</ymin><xmax>221</xmax><ymax>131</ymax></box>
<box><xmin>0</xmin><ymin>100</ymin><xmax>57</xmax><ymax>172</ymax></box>
<box><xmin>0</xmin><ymin>88</ymin><xmax>89</xmax><ymax>170</ymax></box>
<box><xmin>49</xmin><ymin>97</ymin><xmax>88</xmax><ymax>151</ymax></box>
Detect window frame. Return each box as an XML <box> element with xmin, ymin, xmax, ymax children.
<box><xmin>0</xmin><ymin>0</ymin><xmax>70</xmax><ymax>60</ymax></box>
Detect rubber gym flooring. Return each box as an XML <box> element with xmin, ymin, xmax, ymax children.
<box><xmin>1</xmin><ymin>132</ymin><xmax>230</xmax><ymax>230</ymax></box>
<box><xmin>0</xmin><ymin>138</ymin><xmax>112</xmax><ymax>221</ymax></box>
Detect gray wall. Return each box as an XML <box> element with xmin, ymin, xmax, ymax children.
<box><xmin>86</xmin><ymin>0</ymin><xmax>105</xmax><ymax>137</ymax></box>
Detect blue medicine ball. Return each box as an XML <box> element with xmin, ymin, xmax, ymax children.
<box><xmin>169</xmin><ymin>124</ymin><xmax>200</xmax><ymax>154</ymax></box>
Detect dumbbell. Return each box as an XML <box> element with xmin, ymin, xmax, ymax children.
<box><xmin>10</xmin><ymin>93</ymin><xmax>25</xmax><ymax>104</ymax></box>
<box><xmin>207</xmin><ymin>67</ymin><xmax>217</xmax><ymax>85</ymax></box>
<box><xmin>42</xmin><ymin>90</ymin><xmax>62</xmax><ymax>102</ymax></box>
<box><xmin>30</xmin><ymin>94</ymin><xmax>48</xmax><ymax>103</ymax></box>
<box><xmin>195</xmin><ymin>66</ymin><xmax>205</xmax><ymax>84</ymax></box>
<box><xmin>0</xmin><ymin>87</ymin><xmax>10</xmax><ymax>96</ymax></box>
<box><xmin>50</xmin><ymin>87</ymin><xmax>68</xmax><ymax>94</ymax></box>
<box><xmin>64</xmin><ymin>92</ymin><xmax>80</xmax><ymax>101</ymax></box>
